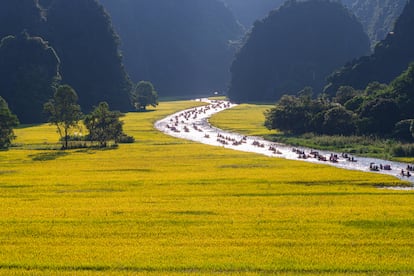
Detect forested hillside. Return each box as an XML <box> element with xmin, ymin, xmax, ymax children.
<box><xmin>45</xmin><ymin>0</ymin><xmax>131</xmax><ymax>112</ymax></box>
<box><xmin>0</xmin><ymin>0</ymin><xmax>131</xmax><ymax>123</ymax></box>
<box><xmin>325</xmin><ymin>0</ymin><xmax>414</xmax><ymax>94</ymax></box>
<box><xmin>228</xmin><ymin>0</ymin><xmax>370</xmax><ymax>102</ymax></box>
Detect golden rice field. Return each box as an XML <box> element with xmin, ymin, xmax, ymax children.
<box><xmin>0</xmin><ymin>100</ymin><xmax>413</xmax><ymax>275</ymax></box>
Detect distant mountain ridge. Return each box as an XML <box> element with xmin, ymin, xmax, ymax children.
<box><xmin>221</xmin><ymin>0</ymin><xmax>406</xmax><ymax>46</ymax></box>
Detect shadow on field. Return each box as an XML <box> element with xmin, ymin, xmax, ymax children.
<box><xmin>29</xmin><ymin>151</ymin><xmax>69</xmax><ymax>161</ymax></box>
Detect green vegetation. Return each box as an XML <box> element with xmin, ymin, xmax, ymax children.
<box><xmin>131</xmin><ymin>81</ymin><xmax>158</xmax><ymax>111</ymax></box>
<box><xmin>1</xmin><ymin>100</ymin><xmax>413</xmax><ymax>274</ymax></box>
<box><xmin>264</xmin><ymin>63</ymin><xmax>414</xmax><ymax>157</ymax></box>
<box><xmin>43</xmin><ymin>85</ymin><xmax>82</xmax><ymax>149</ymax></box>
<box><xmin>84</xmin><ymin>102</ymin><xmax>125</xmax><ymax>148</ymax></box>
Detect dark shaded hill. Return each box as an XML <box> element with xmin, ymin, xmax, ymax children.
<box><xmin>0</xmin><ymin>32</ymin><xmax>60</xmax><ymax>123</ymax></box>
<box><xmin>325</xmin><ymin>0</ymin><xmax>414</xmax><ymax>94</ymax></box>
<box><xmin>228</xmin><ymin>0</ymin><xmax>370</xmax><ymax>102</ymax></box>
<box><xmin>99</xmin><ymin>0</ymin><xmax>243</xmax><ymax>97</ymax></box>
<box><xmin>45</xmin><ymin>0</ymin><xmax>132</xmax><ymax>112</ymax></box>
<box><xmin>0</xmin><ymin>0</ymin><xmax>45</xmax><ymax>39</ymax></box>
<box><xmin>0</xmin><ymin>0</ymin><xmax>132</xmax><ymax>123</ymax></box>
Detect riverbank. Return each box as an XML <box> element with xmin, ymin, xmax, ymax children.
<box><xmin>155</xmin><ymin>99</ymin><xmax>414</xmax><ymax>186</ymax></box>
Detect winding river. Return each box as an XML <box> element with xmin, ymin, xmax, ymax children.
<box><xmin>155</xmin><ymin>99</ymin><xmax>414</xmax><ymax>188</ymax></box>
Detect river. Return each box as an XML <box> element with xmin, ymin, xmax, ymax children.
<box><xmin>154</xmin><ymin>99</ymin><xmax>414</xmax><ymax>189</ymax></box>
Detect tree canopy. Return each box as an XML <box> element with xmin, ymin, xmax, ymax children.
<box><xmin>43</xmin><ymin>85</ymin><xmax>82</xmax><ymax>149</ymax></box>
<box><xmin>84</xmin><ymin>102</ymin><xmax>124</xmax><ymax>147</ymax></box>
<box><xmin>265</xmin><ymin>62</ymin><xmax>414</xmax><ymax>141</ymax></box>
<box><xmin>131</xmin><ymin>81</ymin><xmax>158</xmax><ymax>111</ymax></box>
<box><xmin>228</xmin><ymin>0</ymin><xmax>370</xmax><ymax>103</ymax></box>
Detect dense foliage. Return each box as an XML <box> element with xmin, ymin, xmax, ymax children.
<box><xmin>265</xmin><ymin>63</ymin><xmax>414</xmax><ymax>142</ymax></box>
<box><xmin>99</xmin><ymin>0</ymin><xmax>243</xmax><ymax>97</ymax></box>
<box><xmin>43</xmin><ymin>85</ymin><xmax>82</xmax><ymax>149</ymax></box>
<box><xmin>84</xmin><ymin>102</ymin><xmax>124</xmax><ymax>147</ymax></box>
<box><xmin>0</xmin><ymin>32</ymin><xmax>60</xmax><ymax>123</ymax></box>
<box><xmin>325</xmin><ymin>0</ymin><xmax>414</xmax><ymax>94</ymax></box>
<box><xmin>131</xmin><ymin>81</ymin><xmax>158</xmax><ymax>111</ymax></box>
<box><xmin>0</xmin><ymin>96</ymin><xmax>19</xmax><ymax>149</ymax></box>
<box><xmin>228</xmin><ymin>0</ymin><xmax>370</xmax><ymax>103</ymax></box>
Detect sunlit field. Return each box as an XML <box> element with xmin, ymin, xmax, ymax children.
<box><xmin>209</xmin><ymin>103</ymin><xmax>275</xmax><ymax>137</ymax></box>
<box><xmin>0</xmin><ymin>101</ymin><xmax>413</xmax><ymax>275</ymax></box>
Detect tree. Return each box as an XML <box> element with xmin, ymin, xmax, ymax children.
<box><xmin>359</xmin><ymin>98</ymin><xmax>400</xmax><ymax>135</ymax></box>
<box><xmin>0</xmin><ymin>96</ymin><xmax>19</xmax><ymax>149</ymax></box>
<box><xmin>43</xmin><ymin>85</ymin><xmax>82</xmax><ymax>149</ymax></box>
<box><xmin>131</xmin><ymin>81</ymin><xmax>158</xmax><ymax>111</ymax></box>
<box><xmin>84</xmin><ymin>102</ymin><xmax>124</xmax><ymax>147</ymax></box>
<box><xmin>322</xmin><ymin>105</ymin><xmax>356</xmax><ymax>135</ymax></box>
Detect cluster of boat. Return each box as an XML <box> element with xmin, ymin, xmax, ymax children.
<box><xmin>292</xmin><ymin>148</ymin><xmax>357</xmax><ymax>163</ymax></box>
<box><xmin>158</xmin><ymin>99</ymin><xmax>414</xmax><ymax>185</ymax></box>
<box><xmin>216</xmin><ymin>133</ymin><xmax>246</xmax><ymax>146</ymax></box>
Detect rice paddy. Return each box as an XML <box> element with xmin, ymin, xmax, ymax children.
<box><xmin>0</xmin><ymin>100</ymin><xmax>413</xmax><ymax>275</ymax></box>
